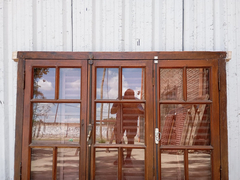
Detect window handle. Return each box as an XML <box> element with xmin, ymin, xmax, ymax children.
<box><xmin>87</xmin><ymin>124</ymin><xmax>93</xmax><ymax>145</ymax></box>
<box><xmin>155</xmin><ymin>128</ymin><xmax>162</xmax><ymax>144</ymax></box>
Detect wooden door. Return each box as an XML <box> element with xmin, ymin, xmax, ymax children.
<box><xmin>22</xmin><ymin>60</ymin><xmax>88</xmax><ymax>179</ymax></box>
<box><xmin>156</xmin><ymin>59</ymin><xmax>220</xmax><ymax>180</ymax></box>
<box><xmin>21</xmin><ymin>59</ymin><xmax>155</xmax><ymax>180</ymax></box>
<box><xmin>88</xmin><ymin>60</ymin><xmax>154</xmax><ymax>180</ymax></box>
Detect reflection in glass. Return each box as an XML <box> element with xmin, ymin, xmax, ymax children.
<box><xmin>57</xmin><ymin>148</ymin><xmax>79</xmax><ymax>180</ymax></box>
<box><xmin>161</xmin><ymin>150</ymin><xmax>184</xmax><ymax>180</ymax></box>
<box><xmin>187</xmin><ymin>68</ymin><xmax>210</xmax><ymax>101</ymax></box>
<box><xmin>33</xmin><ymin>68</ymin><xmax>55</xmax><ymax>99</ymax></box>
<box><xmin>95</xmin><ymin>148</ymin><xmax>118</xmax><ymax>180</ymax></box>
<box><xmin>31</xmin><ymin>148</ymin><xmax>52</xmax><ymax>179</ymax></box>
<box><xmin>96</xmin><ymin>103</ymin><xmax>116</xmax><ymax>144</ymax></box>
<box><xmin>161</xmin><ymin>104</ymin><xmax>210</xmax><ymax>146</ymax></box>
<box><xmin>122</xmin><ymin>68</ymin><xmax>145</xmax><ymax>100</ymax></box>
<box><xmin>32</xmin><ymin>103</ymin><xmax>80</xmax><ymax>144</ymax></box>
<box><xmin>122</xmin><ymin>149</ymin><xmax>145</xmax><ymax>180</ymax></box>
<box><xmin>160</xmin><ymin>68</ymin><xmax>183</xmax><ymax>100</ymax></box>
<box><xmin>189</xmin><ymin>151</ymin><xmax>211</xmax><ymax>180</ymax></box>
<box><xmin>59</xmin><ymin>68</ymin><xmax>81</xmax><ymax>99</ymax></box>
<box><xmin>96</xmin><ymin>68</ymin><xmax>119</xmax><ymax>99</ymax></box>
<box><xmin>96</xmin><ymin>101</ymin><xmax>145</xmax><ymax>146</ymax></box>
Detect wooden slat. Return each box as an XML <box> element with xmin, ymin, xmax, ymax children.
<box><xmin>29</xmin><ymin>144</ymin><xmax>80</xmax><ymax>148</ymax></box>
<box><xmin>160</xmin><ymin>145</ymin><xmax>213</xmax><ymax>150</ymax></box>
<box><xmin>95</xmin><ymin>99</ymin><xmax>146</xmax><ymax>103</ymax></box>
<box><xmin>184</xmin><ymin>149</ymin><xmax>189</xmax><ymax>180</ymax></box>
<box><xmin>219</xmin><ymin>58</ymin><xmax>228</xmax><ymax>180</ymax></box>
<box><xmin>119</xmin><ymin>66</ymin><xmax>122</xmax><ymax>100</ymax></box>
<box><xmin>14</xmin><ymin>59</ymin><xmax>25</xmax><ymax>180</ymax></box>
<box><xmin>21</xmin><ymin>61</ymin><xmax>33</xmax><ymax>180</ymax></box>
<box><xmin>159</xmin><ymin>100</ymin><xmax>212</xmax><ymax>104</ymax></box>
<box><xmin>30</xmin><ymin>99</ymin><xmax>82</xmax><ymax>103</ymax></box>
<box><xmin>52</xmin><ymin>147</ymin><xmax>57</xmax><ymax>180</ymax></box>
<box><xmin>80</xmin><ymin>60</ymin><xmax>88</xmax><ymax>180</ymax></box>
<box><xmin>55</xmin><ymin>67</ymin><xmax>59</xmax><ymax>100</ymax></box>
<box><xmin>93</xmin><ymin>144</ymin><xmax>146</xmax><ymax>149</ymax></box>
<box><xmin>211</xmin><ymin>59</ymin><xmax>221</xmax><ymax>180</ymax></box>
<box><xmin>183</xmin><ymin>67</ymin><xmax>187</xmax><ymax>101</ymax></box>
<box><xmin>17</xmin><ymin>51</ymin><xmax>227</xmax><ymax>61</ymax></box>
<box><xmin>118</xmin><ymin>147</ymin><xmax>123</xmax><ymax>180</ymax></box>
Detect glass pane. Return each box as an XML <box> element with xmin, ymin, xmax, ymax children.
<box><xmin>189</xmin><ymin>150</ymin><xmax>211</xmax><ymax>180</ymax></box>
<box><xmin>160</xmin><ymin>104</ymin><xmax>210</xmax><ymax>146</ymax></box>
<box><xmin>95</xmin><ymin>148</ymin><xmax>118</xmax><ymax>180</ymax></box>
<box><xmin>96</xmin><ymin>103</ymin><xmax>145</xmax><ymax>145</ymax></box>
<box><xmin>122</xmin><ymin>149</ymin><xmax>145</xmax><ymax>180</ymax></box>
<box><xmin>122</xmin><ymin>68</ymin><xmax>145</xmax><ymax>100</ymax></box>
<box><xmin>32</xmin><ymin>103</ymin><xmax>80</xmax><ymax>144</ymax></box>
<box><xmin>59</xmin><ymin>68</ymin><xmax>81</xmax><ymax>99</ymax></box>
<box><xmin>160</xmin><ymin>68</ymin><xmax>183</xmax><ymax>100</ymax></box>
<box><xmin>161</xmin><ymin>150</ymin><xmax>184</xmax><ymax>180</ymax></box>
<box><xmin>57</xmin><ymin>148</ymin><xmax>79</xmax><ymax>180</ymax></box>
<box><xmin>187</xmin><ymin>68</ymin><xmax>210</xmax><ymax>101</ymax></box>
<box><xmin>96</xmin><ymin>68</ymin><xmax>119</xmax><ymax>99</ymax></box>
<box><xmin>31</xmin><ymin>148</ymin><xmax>52</xmax><ymax>179</ymax></box>
<box><xmin>33</xmin><ymin>68</ymin><xmax>55</xmax><ymax>99</ymax></box>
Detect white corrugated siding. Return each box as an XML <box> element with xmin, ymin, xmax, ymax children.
<box><xmin>0</xmin><ymin>0</ymin><xmax>239</xmax><ymax>179</ymax></box>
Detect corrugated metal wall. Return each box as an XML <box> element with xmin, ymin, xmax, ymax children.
<box><xmin>0</xmin><ymin>0</ymin><xmax>239</xmax><ymax>179</ymax></box>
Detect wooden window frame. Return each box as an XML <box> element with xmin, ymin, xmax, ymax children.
<box><xmin>13</xmin><ymin>51</ymin><xmax>228</xmax><ymax>180</ymax></box>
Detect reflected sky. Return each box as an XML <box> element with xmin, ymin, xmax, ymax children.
<box><xmin>33</xmin><ymin>68</ymin><xmax>55</xmax><ymax>99</ymax></box>
<box><xmin>96</xmin><ymin>68</ymin><xmax>145</xmax><ymax>100</ymax></box>
<box><xmin>59</xmin><ymin>68</ymin><xmax>81</xmax><ymax>99</ymax></box>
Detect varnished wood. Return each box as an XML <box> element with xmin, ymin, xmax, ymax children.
<box><xmin>95</xmin><ymin>99</ymin><xmax>146</xmax><ymax>103</ymax></box>
<box><xmin>17</xmin><ymin>51</ymin><xmax>226</xmax><ymax>61</ymax></box>
<box><xmin>184</xmin><ymin>149</ymin><xmax>189</xmax><ymax>180</ymax></box>
<box><xmin>21</xmin><ymin>61</ymin><xmax>33</xmax><ymax>180</ymax></box>
<box><xmin>159</xmin><ymin>100</ymin><xmax>212</xmax><ymax>104</ymax></box>
<box><xmin>93</xmin><ymin>144</ymin><xmax>146</xmax><ymax>148</ymax></box>
<box><xmin>118</xmin><ymin>147</ymin><xmax>123</xmax><ymax>180</ymax></box>
<box><xmin>219</xmin><ymin>58</ymin><xmax>228</xmax><ymax>180</ymax></box>
<box><xmin>30</xmin><ymin>99</ymin><xmax>82</xmax><ymax>103</ymax></box>
<box><xmin>29</xmin><ymin>144</ymin><xmax>80</xmax><ymax>148</ymax></box>
<box><xmin>55</xmin><ymin>67</ymin><xmax>59</xmax><ymax>100</ymax></box>
<box><xmin>80</xmin><ymin>60</ymin><xmax>88</xmax><ymax>180</ymax></box>
<box><xmin>211</xmin><ymin>59</ymin><xmax>221</xmax><ymax>180</ymax></box>
<box><xmin>52</xmin><ymin>147</ymin><xmax>57</xmax><ymax>180</ymax></box>
<box><xmin>119</xmin><ymin>66</ymin><xmax>122</xmax><ymax>100</ymax></box>
<box><xmin>15</xmin><ymin>51</ymin><xmax>228</xmax><ymax>180</ymax></box>
<box><xmin>183</xmin><ymin>67</ymin><xmax>187</xmax><ymax>101</ymax></box>
<box><xmin>160</xmin><ymin>145</ymin><xmax>213</xmax><ymax>150</ymax></box>
<box><xmin>14</xmin><ymin>58</ymin><xmax>25</xmax><ymax>180</ymax></box>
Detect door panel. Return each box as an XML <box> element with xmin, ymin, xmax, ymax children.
<box><xmin>90</xmin><ymin>60</ymin><xmax>154</xmax><ymax>180</ymax></box>
<box><xmin>157</xmin><ymin>60</ymin><xmax>220</xmax><ymax>180</ymax></box>
<box><xmin>22</xmin><ymin>60</ymin><xmax>88</xmax><ymax>180</ymax></box>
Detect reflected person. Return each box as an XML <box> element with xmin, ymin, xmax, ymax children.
<box><xmin>111</xmin><ymin>89</ymin><xmax>144</xmax><ymax>164</ymax></box>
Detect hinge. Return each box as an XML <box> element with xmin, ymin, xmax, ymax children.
<box><xmin>20</xmin><ymin>162</ymin><xmax>22</xmax><ymax>180</ymax></box>
<box><xmin>88</xmin><ymin>54</ymin><xmax>94</xmax><ymax>64</ymax></box>
<box><xmin>88</xmin><ymin>60</ymin><xmax>93</xmax><ymax>65</ymax></box>
<box><xmin>154</xmin><ymin>56</ymin><xmax>158</xmax><ymax>63</ymax></box>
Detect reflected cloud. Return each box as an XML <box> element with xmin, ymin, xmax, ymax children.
<box><xmin>71</xmin><ymin>79</ymin><xmax>80</xmax><ymax>89</ymax></box>
<box><xmin>38</xmin><ymin>79</ymin><xmax>54</xmax><ymax>91</ymax></box>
